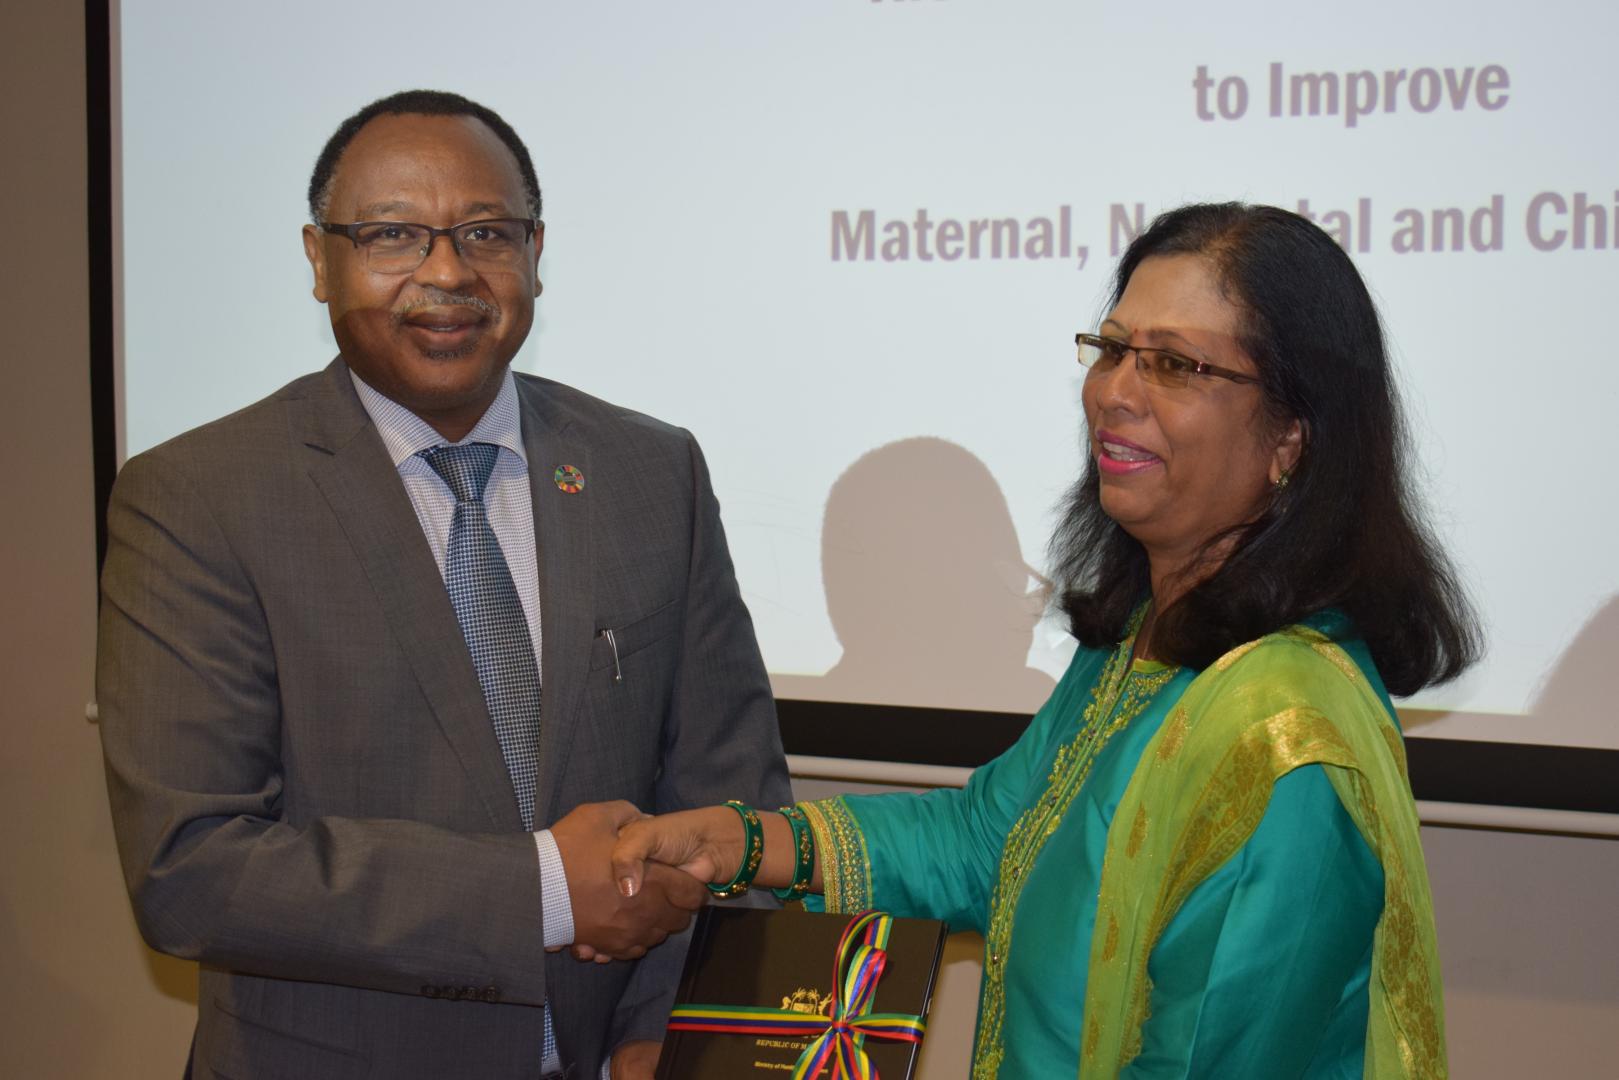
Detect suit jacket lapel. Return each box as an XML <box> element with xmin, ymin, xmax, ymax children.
<box><xmin>518</xmin><ymin>377</ymin><xmax>595</xmax><ymax>827</ymax></box>
<box><xmin>298</xmin><ymin>360</ymin><xmax>523</xmax><ymax>831</ymax></box>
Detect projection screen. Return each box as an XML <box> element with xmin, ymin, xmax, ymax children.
<box><xmin>105</xmin><ymin>0</ymin><xmax>1619</xmax><ymax>813</ymax></box>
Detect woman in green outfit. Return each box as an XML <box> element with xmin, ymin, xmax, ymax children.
<box><xmin>612</xmin><ymin>203</ymin><xmax>1478</xmax><ymax>1079</ymax></box>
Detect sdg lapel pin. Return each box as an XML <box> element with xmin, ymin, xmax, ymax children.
<box><xmin>553</xmin><ymin>465</ymin><xmax>585</xmax><ymax>494</ymax></box>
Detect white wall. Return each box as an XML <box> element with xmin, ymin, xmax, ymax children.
<box><xmin>2</xmin><ymin>6</ymin><xmax>1614</xmax><ymax>1077</ymax></box>
<box><xmin>0</xmin><ymin>6</ymin><xmax>198</xmax><ymax>1079</ymax></box>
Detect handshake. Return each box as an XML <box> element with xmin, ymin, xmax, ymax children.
<box><xmin>548</xmin><ymin>799</ymin><xmax>769</xmax><ymax>964</ymax></box>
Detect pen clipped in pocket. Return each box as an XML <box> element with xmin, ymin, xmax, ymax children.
<box><xmin>592</xmin><ymin>599</ymin><xmax>681</xmax><ymax>685</ymax></box>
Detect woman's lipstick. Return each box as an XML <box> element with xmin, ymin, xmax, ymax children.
<box><xmin>1095</xmin><ymin>429</ymin><xmax>1162</xmax><ymax>475</ymax></box>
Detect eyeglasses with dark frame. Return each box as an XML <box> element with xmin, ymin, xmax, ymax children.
<box><xmin>321</xmin><ymin>218</ymin><xmax>539</xmax><ymax>274</ymax></box>
<box><xmin>1075</xmin><ymin>333</ymin><xmax>1258</xmax><ymax>390</ymax></box>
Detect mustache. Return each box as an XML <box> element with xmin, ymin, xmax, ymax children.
<box><xmin>393</xmin><ymin>289</ymin><xmax>499</xmax><ymax>323</ymax></box>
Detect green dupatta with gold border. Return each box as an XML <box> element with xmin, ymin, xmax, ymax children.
<box><xmin>1079</xmin><ymin>624</ymin><xmax>1446</xmax><ymax>1079</ymax></box>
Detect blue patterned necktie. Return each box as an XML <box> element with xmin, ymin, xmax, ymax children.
<box><xmin>420</xmin><ymin>443</ymin><xmax>541</xmax><ymax>830</ymax></box>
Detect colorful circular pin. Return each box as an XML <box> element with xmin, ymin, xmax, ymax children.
<box><xmin>553</xmin><ymin>464</ymin><xmax>585</xmax><ymax>493</ymax></box>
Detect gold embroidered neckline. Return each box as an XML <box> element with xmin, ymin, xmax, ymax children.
<box><xmin>971</xmin><ymin>615</ymin><xmax>1177</xmax><ymax>1078</ymax></box>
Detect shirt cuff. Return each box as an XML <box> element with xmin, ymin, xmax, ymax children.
<box><xmin>534</xmin><ymin>829</ymin><xmax>575</xmax><ymax>949</ymax></box>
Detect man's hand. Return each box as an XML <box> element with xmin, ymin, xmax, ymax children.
<box><xmin>610</xmin><ymin>1039</ymin><xmax>661</xmax><ymax>1080</ymax></box>
<box><xmin>550</xmin><ymin>801</ymin><xmax>708</xmax><ymax>962</ymax></box>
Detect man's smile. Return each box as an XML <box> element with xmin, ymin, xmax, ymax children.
<box><xmin>397</xmin><ymin>301</ymin><xmax>494</xmax><ymax>351</ymax></box>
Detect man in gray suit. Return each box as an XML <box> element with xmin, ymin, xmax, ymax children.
<box><xmin>98</xmin><ymin>90</ymin><xmax>790</xmax><ymax>1079</ymax></box>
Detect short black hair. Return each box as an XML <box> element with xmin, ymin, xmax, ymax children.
<box><xmin>307</xmin><ymin>89</ymin><xmax>542</xmax><ymax>223</ymax></box>
<box><xmin>1050</xmin><ymin>202</ymin><xmax>1480</xmax><ymax>695</ymax></box>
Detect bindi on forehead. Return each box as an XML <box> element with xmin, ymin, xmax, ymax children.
<box><xmin>1102</xmin><ymin>317</ymin><xmax>1206</xmax><ymax>347</ymax></box>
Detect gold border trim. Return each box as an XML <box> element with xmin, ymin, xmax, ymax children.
<box><xmin>800</xmin><ymin>797</ymin><xmax>871</xmax><ymax>914</ymax></box>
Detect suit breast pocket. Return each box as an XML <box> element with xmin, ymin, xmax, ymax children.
<box><xmin>591</xmin><ymin>598</ymin><xmax>682</xmax><ymax>677</ymax></box>
<box><xmin>581</xmin><ymin>600</ymin><xmax>683</xmax><ymax>793</ymax></box>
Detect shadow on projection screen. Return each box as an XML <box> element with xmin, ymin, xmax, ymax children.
<box><xmin>110</xmin><ymin>1</ymin><xmax>1619</xmax><ymax>775</ymax></box>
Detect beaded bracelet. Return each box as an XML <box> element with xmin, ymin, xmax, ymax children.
<box><xmin>707</xmin><ymin>800</ymin><xmax>765</xmax><ymax>898</ymax></box>
<box><xmin>771</xmin><ymin>804</ymin><xmax>816</xmax><ymax>902</ymax></box>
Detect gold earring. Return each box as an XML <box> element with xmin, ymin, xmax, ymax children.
<box><xmin>1274</xmin><ymin>469</ymin><xmax>1291</xmax><ymax>491</ymax></box>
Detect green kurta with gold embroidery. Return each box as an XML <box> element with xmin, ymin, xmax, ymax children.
<box><xmin>802</xmin><ymin>613</ymin><xmax>1446</xmax><ymax>1079</ymax></box>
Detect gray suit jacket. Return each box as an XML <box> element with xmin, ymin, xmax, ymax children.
<box><xmin>98</xmin><ymin>360</ymin><xmax>790</xmax><ymax>1079</ymax></box>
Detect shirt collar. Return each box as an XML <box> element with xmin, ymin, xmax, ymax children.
<box><xmin>349</xmin><ymin>366</ymin><xmax>527</xmax><ymax>467</ymax></box>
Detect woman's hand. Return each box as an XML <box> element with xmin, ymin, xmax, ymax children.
<box><xmin>610</xmin><ymin>805</ymin><xmax>745</xmax><ymax>899</ymax></box>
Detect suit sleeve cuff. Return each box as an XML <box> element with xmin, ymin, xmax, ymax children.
<box><xmin>534</xmin><ymin>829</ymin><xmax>575</xmax><ymax>949</ymax></box>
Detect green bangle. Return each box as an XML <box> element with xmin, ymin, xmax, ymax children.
<box><xmin>771</xmin><ymin>804</ymin><xmax>816</xmax><ymax>902</ymax></box>
<box><xmin>708</xmin><ymin>800</ymin><xmax>764</xmax><ymax>898</ymax></box>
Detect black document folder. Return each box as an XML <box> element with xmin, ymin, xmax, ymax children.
<box><xmin>656</xmin><ymin>905</ymin><xmax>948</xmax><ymax>1079</ymax></box>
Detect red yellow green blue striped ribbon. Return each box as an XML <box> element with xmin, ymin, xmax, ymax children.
<box><xmin>667</xmin><ymin>910</ymin><xmax>927</xmax><ymax>1079</ymax></box>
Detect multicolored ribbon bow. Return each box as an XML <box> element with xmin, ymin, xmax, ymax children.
<box><xmin>667</xmin><ymin>910</ymin><xmax>928</xmax><ymax>1080</ymax></box>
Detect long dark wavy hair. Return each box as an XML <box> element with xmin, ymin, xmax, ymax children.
<box><xmin>1049</xmin><ymin>202</ymin><xmax>1479</xmax><ymax>695</ymax></box>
